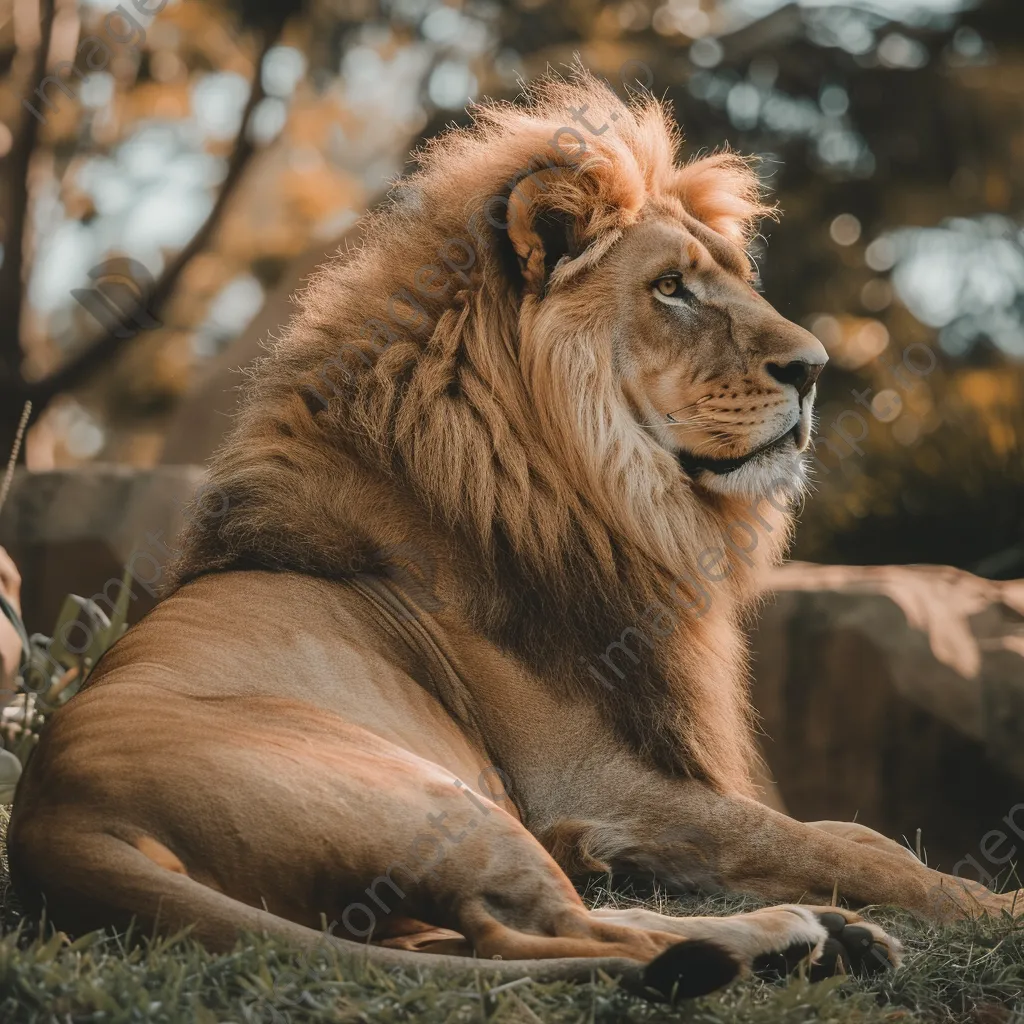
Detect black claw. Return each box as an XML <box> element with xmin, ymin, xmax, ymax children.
<box><xmin>637</xmin><ymin>939</ymin><xmax>741</xmax><ymax>1002</ymax></box>
<box><xmin>810</xmin><ymin>914</ymin><xmax>895</xmax><ymax>979</ymax></box>
<box><xmin>753</xmin><ymin>941</ymin><xmax>816</xmax><ymax>981</ymax></box>
<box><xmin>839</xmin><ymin>924</ymin><xmax>876</xmax><ymax>971</ymax></box>
<box><xmin>816</xmin><ymin>912</ymin><xmax>848</xmax><ymax>936</ymax></box>
<box><xmin>808</xmin><ymin>937</ymin><xmax>847</xmax><ymax>981</ymax></box>
<box><xmin>840</xmin><ymin>925</ymin><xmax>875</xmax><ymax>955</ymax></box>
<box><xmin>862</xmin><ymin>942</ymin><xmax>895</xmax><ymax>975</ymax></box>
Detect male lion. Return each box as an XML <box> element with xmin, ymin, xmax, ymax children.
<box><xmin>9</xmin><ymin>74</ymin><xmax>1021</xmax><ymax>999</ymax></box>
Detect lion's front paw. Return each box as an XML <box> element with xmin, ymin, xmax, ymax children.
<box><xmin>751</xmin><ymin>905</ymin><xmax>901</xmax><ymax>981</ymax></box>
<box><xmin>806</xmin><ymin>907</ymin><xmax>900</xmax><ymax>978</ymax></box>
<box><xmin>926</xmin><ymin>878</ymin><xmax>1024</xmax><ymax>922</ymax></box>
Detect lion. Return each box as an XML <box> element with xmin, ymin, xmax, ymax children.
<box><xmin>9</xmin><ymin>73</ymin><xmax>1021</xmax><ymax>1000</ymax></box>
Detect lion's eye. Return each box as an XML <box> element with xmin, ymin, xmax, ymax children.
<box><xmin>652</xmin><ymin>275</ymin><xmax>690</xmax><ymax>301</ymax></box>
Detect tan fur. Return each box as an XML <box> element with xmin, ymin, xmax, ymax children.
<box><xmin>8</xmin><ymin>74</ymin><xmax>1020</xmax><ymax>993</ymax></box>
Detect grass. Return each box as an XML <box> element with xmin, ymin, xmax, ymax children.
<box><xmin>0</xmin><ymin>809</ymin><xmax>1021</xmax><ymax>1024</ymax></box>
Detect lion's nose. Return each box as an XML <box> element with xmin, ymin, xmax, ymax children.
<box><xmin>766</xmin><ymin>356</ymin><xmax>826</xmax><ymax>400</ymax></box>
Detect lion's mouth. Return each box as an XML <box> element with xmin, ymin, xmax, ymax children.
<box><xmin>676</xmin><ymin>422</ymin><xmax>801</xmax><ymax>477</ymax></box>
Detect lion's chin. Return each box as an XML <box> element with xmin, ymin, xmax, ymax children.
<box><xmin>688</xmin><ymin>442</ymin><xmax>807</xmax><ymax>501</ymax></box>
<box><xmin>678</xmin><ymin>404</ymin><xmax>814</xmax><ymax>502</ymax></box>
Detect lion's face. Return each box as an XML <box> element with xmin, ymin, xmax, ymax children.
<box><xmin>591</xmin><ymin>208</ymin><xmax>826</xmax><ymax>499</ymax></box>
<box><xmin>528</xmin><ymin>203</ymin><xmax>823</xmax><ymax>499</ymax></box>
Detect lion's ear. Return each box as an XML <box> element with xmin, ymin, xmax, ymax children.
<box><xmin>503</xmin><ymin>170</ymin><xmax>585</xmax><ymax>296</ymax></box>
<box><xmin>508</xmin><ymin>207</ymin><xmax>581</xmax><ymax>295</ymax></box>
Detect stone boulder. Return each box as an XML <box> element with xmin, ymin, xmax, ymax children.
<box><xmin>751</xmin><ymin>562</ymin><xmax>1024</xmax><ymax>873</ymax></box>
<box><xmin>0</xmin><ymin>465</ymin><xmax>205</xmax><ymax>634</ymax></box>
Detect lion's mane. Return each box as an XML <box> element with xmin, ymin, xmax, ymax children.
<box><xmin>173</xmin><ymin>72</ymin><xmax>793</xmax><ymax>796</ymax></box>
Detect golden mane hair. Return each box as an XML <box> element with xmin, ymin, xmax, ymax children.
<box><xmin>174</xmin><ymin>71</ymin><xmax>793</xmax><ymax>796</ymax></box>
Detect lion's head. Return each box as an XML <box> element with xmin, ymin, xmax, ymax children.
<box><xmin>176</xmin><ymin>71</ymin><xmax>827</xmax><ymax>789</ymax></box>
<box><xmin>505</xmin><ymin>160</ymin><xmax>826</xmax><ymax>505</ymax></box>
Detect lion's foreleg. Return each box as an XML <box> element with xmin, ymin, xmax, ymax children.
<box><xmin>552</xmin><ymin>780</ymin><xmax>1023</xmax><ymax>923</ymax></box>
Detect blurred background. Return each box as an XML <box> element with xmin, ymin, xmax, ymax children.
<box><xmin>0</xmin><ymin>0</ymin><xmax>1022</xmax><ymax>871</ymax></box>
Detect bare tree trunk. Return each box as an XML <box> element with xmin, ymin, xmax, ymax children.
<box><xmin>0</xmin><ymin>10</ymin><xmax>288</xmax><ymax>451</ymax></box>
<box><xmin>0</xmin><ymin>0</ymin><xmax>56</xmax><ymax>386</ymax></box>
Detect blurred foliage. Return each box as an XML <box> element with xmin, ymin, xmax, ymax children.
<box><xmin>798</xmin><ymin>363</ymin><xmax>1024</xmax><ymax>572</ymax></box>
<box><xmin>0</xmin><ymin>0</ymin><xmax>1022</xmax><ymax>572</ymax></box>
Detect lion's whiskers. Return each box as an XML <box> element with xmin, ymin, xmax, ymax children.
<box><xmin>642</xmin><ymin>401</ymin><xmax>723</xmax><ymax>429</ymax></box>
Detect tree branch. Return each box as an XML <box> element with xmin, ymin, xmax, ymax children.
<box><xmin>4</xmin><ymin>12</ymin><xmax>287</xmax><ymax>418</ymax></box>
<box><xmin>0</xmin><ymin>0</ymin><xmax>56</xmax><ymax>383</ymax></box>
